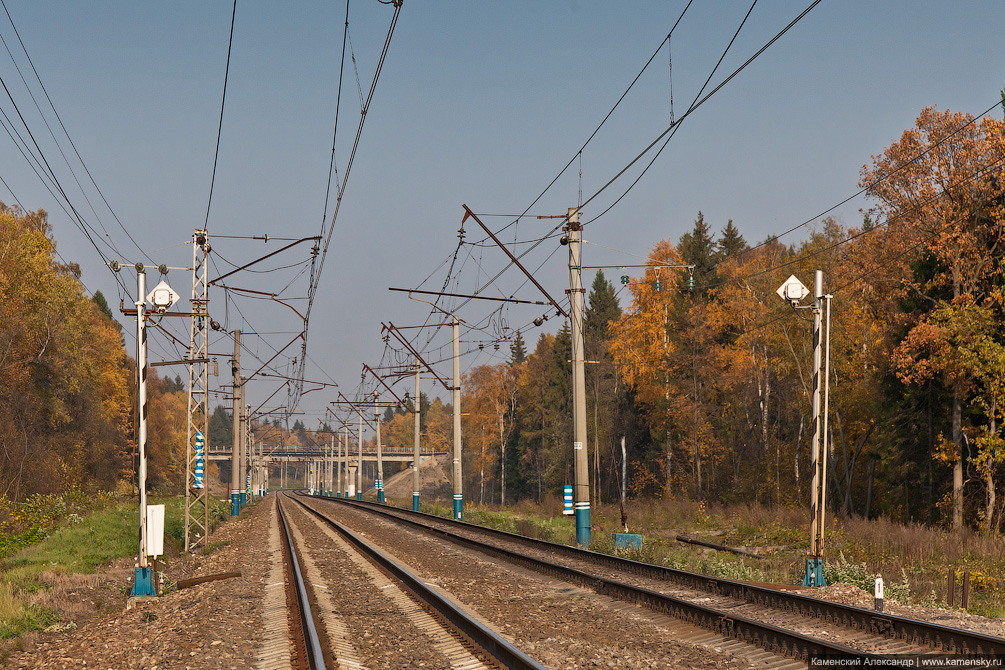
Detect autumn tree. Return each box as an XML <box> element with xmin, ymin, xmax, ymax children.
<box><xmin>0</xmin><ymin>203</ymin><xmax>131</xmax><ymax>500</ymax></box>
<box><xmin>860</xmin><ymin>106</ymin><xmax>1005</xmax><ymax>529</ymax></box>
<box><xmin>609</xmin><ymin>239</ymin><xmax>689</xmax><ymax>496</ymax></box>
<box><xmin>583</xmin><ymin>270</ymin><xmax>621</xmax><ymax>503</ymax></box>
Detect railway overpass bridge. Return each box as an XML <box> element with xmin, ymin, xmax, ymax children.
<box><xmin>207</xmin><ymin>444</ymin><xmax>448</xmax><ymax>463</ymax></box>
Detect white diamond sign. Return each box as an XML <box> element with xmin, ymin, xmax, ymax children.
<box><xmin>776</xmin><ymin>275</ymin><xmax>810</xmax><ymax>304</ymax></box>
<box><xmin>147</xmin><ymin>279</ymin><xmax>181</xmax><ymax>312</ymax></box>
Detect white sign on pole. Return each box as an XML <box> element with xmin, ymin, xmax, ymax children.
<box><xmin>146</xmin><ymin>504</ymin><xmax>165</xmax><ymax>558</ymax></box>
<box><xmin>776</xmin><ymin>274</ymin><xmax>810</xmax><ymax>304</ymax></box>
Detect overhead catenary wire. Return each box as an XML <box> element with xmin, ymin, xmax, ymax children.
<box><xmin>580</xmin><ymin>0</ymin><xmax>822</xmax><ymax>227</ymax></box>
<box><xmin>694</xmin><ymin>147</ymin><xmax>1005</xmax><ymax>293</ymax></box>
<box><xmin>298</xmin><ymin>1</ymin><xmax>402</xmax><ymax>407</ymax></box>
<box><xmin>0</xmin><ymin>0</ymin><xmax>152</xmax><ymax>265</ymax></box>
<box><xmin>711</xmin><ymin>99</ymin><xmax>1005</xmax><ymax>272</ymax></box>
<box><xmin>0</xmin><ymin>68</ymin><xmax>131</xmax><ymax>297</ymax></box>
<box><xmin>435</xmin><ymin>0</ymin><xmax>815</xmax><ymax>337</ymax></box>
<box><xmin>321</xmin><ymin>0</ymin><xmax>350</xmax><ymax>227</ymax></box>
<box><xmin>395</xmin><ymin>3</ymin><xmax>701</xmax><ymax>368</ymax></box>
<box><xmin>203</xmin><ymin>0</ymin><xmax>238</xmax><ymax>231</ymax></box>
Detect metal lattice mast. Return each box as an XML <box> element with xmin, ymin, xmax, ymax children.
<box><xmin>184</xmin><ymin>229</ymin><xmax>211</xmax><ymax>551</ymax></box>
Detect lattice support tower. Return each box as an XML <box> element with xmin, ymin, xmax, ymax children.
<box><xmin>184</xmin><ymin>229</ymin><xmax>211</xmax><ymax>551</ymax></box>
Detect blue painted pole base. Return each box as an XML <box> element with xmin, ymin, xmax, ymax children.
<box><xmin>802</xmin><ymin>557</ymin><xmax>827</xmax><ymax>587</ymax></box>
<box><xmin>453</xmin><ymin>495</ymin><xmax>462</xmax><ymax>520</ymax></box>
<box><xmin>356</xmin><ymin>492</ymin><xmax>362</xmax><ymax>501</ymax></box>
<box><xmin>239</xmin><ymin>492</ymin><xmax>246</xmax><ymax>508</ymax></box>
<box><xmin>378</xmin><ymin>490</ymin><xmax>385</xmax><ymax>503</ymax></box>
<box><xmin>412</xmin><ymin>492</ymin><xmax>420</xmax><ymax>512</ymax></box>
<box><xmin>231</xmin><ymin>492</ymin><xmax>239</xmax><ymax>516</ymax></box>
<box><xmin>130</xmin><ymin>567</ymin><xmax>157</xmax><ymax>597</ymax></box>
<box><xmin>575</xmin><ymin>504</ymin><xmax>591</xmax><ymax>547</ymax></box>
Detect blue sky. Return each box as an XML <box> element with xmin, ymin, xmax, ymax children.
<box><xmin>2</xmin><ymin>1</ymin><xmax>1003</xmax><ymax>429</ymax></box>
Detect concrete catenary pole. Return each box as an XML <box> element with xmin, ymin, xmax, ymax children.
<box><xmin>452</xmin><ymin>316</ymin><xmax>463</xmax><ymax>520</ymax></box>
<box><xmin>375</xmin><ymin>391</ymin><xmax>384</xmax><ymax>502</ymax></box>
<box><xmin>413</xmin><ymin>360</ymin><xmax>421</xmax><ymax>511</ymax></box>
<box><xmin>568</xmin><ymin>207</ymin><xmax>590</xmax><ymax>547</ymax></box>
<box><xmin>239</xmin><ymin>387</ymin><xmax>247</xmax><ymax>502</ymax></box>
<box><xmin>130</xmin><ymin>266</ymin><xmax>156</xmax><ymax>596</ymax></box>
<box><xmin>357</xmin><ymin>408</ymin><xmax>363</xmax><ymax>500</ymax></box>
<box><xmin>341</xmin><ymin>426</ymin><xmax>347</xmax><ymax>497</ymax></box>
<box><xmin>230</xmin><ymin>330</ymin><xmax>241</xmax><ymax>516</ymax></box>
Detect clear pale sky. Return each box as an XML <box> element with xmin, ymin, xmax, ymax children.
<box><xmin>2</xmin><ymin>1</ymin><xmax>1003</xmax><ymax>430</ymax></box>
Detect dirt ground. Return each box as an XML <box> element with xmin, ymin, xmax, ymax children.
<box><xmin>378</xmin><ymin>454</ymin><xmax>453</xmax><ymax>503</ymax></box>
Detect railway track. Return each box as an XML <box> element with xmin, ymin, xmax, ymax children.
<box><xmin>301</xmin><ymin>493</ymin><xmax>1005</xmax><ymax>664</ymax></box>
<box><xmin>265</xmin><ymin>493</ymin><xmax>548</xmax><ymax>670</ymax></box>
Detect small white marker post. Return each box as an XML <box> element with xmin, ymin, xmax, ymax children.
<box><xmin>874</xmin><ymin>574</ymin><xmax>884</xmax><ymax>612</ymax></box>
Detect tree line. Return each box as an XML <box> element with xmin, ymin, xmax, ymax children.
<box><xmin>2</xmin><ymin>106</ymin><xmax>1004</xmax><ymax>534</ymax></box>
<box><xmin>446</xmin><ymin>106</ymin><xmax>1005</xmax><ymax>533</ymax></box>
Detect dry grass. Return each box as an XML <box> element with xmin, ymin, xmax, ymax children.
<box><xmin>26</xmin><ymin>571</ymin><xmax>116</xmax><ymax>623</ymax></box>
<box><xmin>464</xmin><ymin>495</ymin><xmax>1005</xmax><ymax>618</ymax></box>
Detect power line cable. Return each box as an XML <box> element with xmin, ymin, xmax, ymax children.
<box><xmin>581</xmin><ymin>0</ymin><xmax>822</xmax><ymax>226</ymax></box>
<box><xmin>0</xmin><ymin>9</ymin><xmax>148</xmax><ymax>261</ymax></box>
<box><xmin>203</xmin><ymin>0</ymin><xmax>238</xmax><ymax>230</ymax></box>
<box><xmin>713</xmin><ymin>99</ymin><xmax>1003</xmax><ymax>270</ymax></box>
<box><xmin>699</xmin><ymin>149</ymin><xmax>1005</xmax><ymax>292</ymax></box>
<box><xmin>321</xmin><ymin>0</ymin><xmax>350</xmax><ymax>227</ymax></box>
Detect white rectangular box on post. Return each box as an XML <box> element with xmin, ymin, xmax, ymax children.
<box><xmin>146</xmin><ymin>504</ymin><xmax>165</xmax><ymax>558</ymax></box>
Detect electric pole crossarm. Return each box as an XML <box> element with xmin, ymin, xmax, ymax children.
<box><xmin>580</xmin><ymin>264</ymin><xmax>695</xmax><ymax>270</ymax></box>
<box><xmin>325</xmin><ymin>410</ymin><xmax>361</xmax><ymax>442</ymax></box>
<box><xmin>248</xmin><ymin>380</ymin><xmax>291</xmax><ymax>421</ymax></box>
<box><xmin>461</xmin><ymin>204</ymin><xmax>569</xmax><ymax>318</ymax></box>
<box><xmin>214</xmin><ymin>285</ymin><xmax>308</xmax><ymax>322</ymax></box>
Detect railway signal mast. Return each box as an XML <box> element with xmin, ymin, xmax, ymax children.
<box><xmin>124</xmin><ymin>263</ymin><xmax>180</xmax><ymax>595</ymax></box>
<box><xmin>777</xmin><ymin>271</ymin><xmax>831</xmax><ymax>587</ymax></box>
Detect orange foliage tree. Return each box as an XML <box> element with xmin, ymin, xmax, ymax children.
<box><xmin>861</xmin><ymin>107</ymin><xmax>1005</xmax><ymax>529</ymax></box>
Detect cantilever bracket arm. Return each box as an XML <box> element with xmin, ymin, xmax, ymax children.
<box><xmin>381</xmin><ymin>321</ymin><xmax>453</xmax><ymax>392</ymax></box>
<box><xmin>208</xmin><ymin>236</ymin><xmax>321</xmax><ymax>286</ymax></box>
<box><xmin>362</xmin><ymin>363</ymin><xmax>409</xmax><ymax>411</ymax></box>
<box><xmin>461</xmin><ymin>205</ymin><xmax>568</xmax><ymax>318</ymax></box>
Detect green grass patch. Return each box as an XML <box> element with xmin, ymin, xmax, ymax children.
<box><xmin>0</xmin><ymin>495</ymin><xmax>235</xmax><ymax>642</ymax></box>
<box><xmin>0</xmin><ymin>504</ymin><xmax>136</xmax><ymax>591</ymax></box>
<box><xmin>0</xmin><ymin>582</ymin><xmax>57</xmax><ymax>639</ymax></box>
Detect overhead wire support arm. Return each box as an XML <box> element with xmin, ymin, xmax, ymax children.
<box><xmin>389</xmin><ymin>287</ymin><xmax>551</xmax><ymax>306</ymax></box>
<box><xmin>325</xmin><ymin>408</ymin><xmax>361</xmax><ymax>442</ymax></box>
<box><xmin>461</xmin><ymin>204</ymin><xmax>568</xmax><ymax>318</ymax></box>
<box><xmin>244</xmin><ymin>331</ymin><xmax>305</xmax><ymax>384</ymax></box>
<box><xmin>249</xmin><ymin>380</ymin><xmax>291</xmax><ymax>421</ymax></box>
<box><xmin>213</xmin><ymin>285</ymin><xmax>308</xmax><ymax>321</ymax></box>
<box><xmin>362</xmin><ymin>362</ymin><xmax>409</xmax><ymax>411</ymax></box>
<box><xmin>333</xmin><ymin>392</ymin><xmax>377</xmax><ymax>430</ymax></box>
<box><xmin>208</xmin><ymin>236</ymin><xmax>321</xmax><ymax>286</ymax></box>
<box><xmin>581</xmin><ymin>264</ymin><xmax>695</xmax><ymax>270</ymax></box>
<box><xmin>381</xmin><ymin>321</ymin><xmax>452</xmax><ymax>391</ymax></box>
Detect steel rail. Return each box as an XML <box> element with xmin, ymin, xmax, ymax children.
<box><xmin>289</xmin><ymin>495</ymin><xmax>548</xmax><ymax>670</ymax></box>
<box><xmin>277</xmin><ymin>498</ymin><xmax>328</xmax><ymax>670</ymax></box>
<box><xmin>321</xmin><ymin>496</ymin><xmax>1005</xmax><ymax>658</ymax></box>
